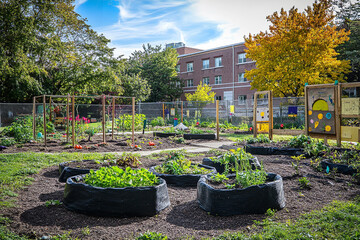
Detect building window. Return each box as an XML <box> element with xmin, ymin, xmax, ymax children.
<box><xmin>215</xmin><ymin>75</ymin><xmax>222</xmax><ymax>85</ymax></box>
<box><xmin>215</xmin><ymin>57</ymin><xmax>222</xmax><ymax>67</ymax></box>
<box><xmin>215</xmin><ymin>96</ymin><xmax>222</xmax><ymax>101</ymax></box>
<box><xmin>238</xmin><ymin>72</ymin><xmax>247</xmax><ymax>82</ymax></box>
<box><xmin>187</xmin><ymin>62</ymin><xmax>193</xmax><ymax>72</ymax></box>
<box><xmin>202</xmin><ymin>59</ymin><xmax>209</xmax><ymax>69</ymax></box>
<box><xmin>238</xmin><ymin>95</ymin><xmax>247</xmax><ymax>104</ymax></box>
<box><xmin>176</xmin><ymin>81</ymin><xmax>181</xmax><ymax>87</ymax></box>
<box><xmin>203</xmin><ymin>77</ymin><xmax>210</xmax><ymax>85</ymax></box>
<box><xmin>238</xmin><ymin>53</ymin><xmax>247</xmax><ymax>63</ymax></box>
<box><xmin>187</xmin><ymin>79</ymin><xmax>193</xmax><ymax>87</ymax></box>
<box><xmin>176</xmin><ymin>65</ymin><xmax>180</xmax><ymax>72</ymax></box>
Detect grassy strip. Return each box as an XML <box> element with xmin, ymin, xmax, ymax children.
<box><xmin>0</xmin><ymin>152</ymin><xmax>117</xmax><ymax>208</ymax></box>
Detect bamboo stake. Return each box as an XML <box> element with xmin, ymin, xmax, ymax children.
<box><xmin>32</xmin><ymin>97</ymin><xmax>36</xmax><ymax>139</ymax></box>
<box><xmin>112</xmin><ymin>97</ymin><xmax>115</xmax><ymax>140</ymax></box>
<box><xmin>162</xmin><ymin>103</ymin><xmax>165</xmax><ymax>120</ymax></box>
<box><xmin>49</xmin><ymin>96</ymin><xmax>52</xmax><ymax>122</ymax></box>
<box><xmin>72</xmin><ymin>95</ymin><xmax>75</xmax><ymax>147</ymax></box>
<box><xmin>102</xmin><ymin>95</ymin><xmax>106</xmax><ymax>143</ymax></box>
<box><xmin>132</xmin><ymin>97</ymin><xmax>135</xmax><ymax>146</ymax></box>
<box><xmin>335</xmin><ymin>84</ymin><xmax>341</xmax><ymax>147</ymax></box>
<box><xmin>66</xmin><ymin>94</ymin><xmax>70</xmax><ymax>142</ymax></box>
<box><xmin>216</xmin><ymin>100</ymin><xmax>219</xmax><ymax>141</ymax></box>
<box><xmin>43</xmin><ymin>95</ymin><xmax>47</xmax><ymax>147</ymax></box>
<box><xmin>181</xmin><ymin>101</ymin><xmax>183</xmax><ymax>123</ymax></box>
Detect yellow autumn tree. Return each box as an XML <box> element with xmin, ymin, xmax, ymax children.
<box><xmin>185</xmin><ymin>82</ymin><xmax>216</xmax><ymax>118</ymax></box>
<box><xmin>245</xmin><ymin>0</ymin><xmax>350</xmax><ymax>97</ymax></box>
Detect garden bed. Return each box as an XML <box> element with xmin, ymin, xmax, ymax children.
<box><xmin>3</xmin><ymin>152</ymin><xmax>359</xmax><ymax>239</ymax></box>
<box><xmin>184</xmin><ymin>133</ymin><xmax>216</xmax><ymax>140</ymax></box>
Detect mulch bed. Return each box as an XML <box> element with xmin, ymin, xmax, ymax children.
<box><xmin>2</xmin><ymin>152</ymin><xmax>360</xmax><ymax>239</ymax></box>
<box><xmin>1</xmin><ymin>133</ymin><xmax>220</xmax><ymax>153</ymax></box>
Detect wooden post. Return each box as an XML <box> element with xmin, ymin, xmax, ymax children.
<box><xmin>112</xmin><ymin>97</ymin><xmax>115</xmax><ymax>140</ymax></box>
<box><xmin>32</xmin><ymin>97</ymin><xmax>36</xmax><ymax>139</ymax></box>
<box><xmin>66</xmin><ymin>94</ymin><xmax>70</xmax><ymax>142</ymax></box>
<box><xmin>72</xmin><ymin>95</ymin><xmax>75</xmax><ymax>147</ymax></box>
<box><xmin>49</xmin><ymin>96</ymin><xmax>52</xmax><ymax>122</ymax></box>
<box><xmin>269</xmin><ymin>91</ymin><xmax>273</xmax><ymax>140</ymax></box>
<box><xmin>304</xmin><ymin>86</ymin><xmax>308</xmax><ymax>136</ymax></box>
<box><xmin>162</xmin><ymin>103</ymin><xmax>165</xmax><ymax>121</ymax></box>
<box><xmin>43</xmin><ymin>95</ymin><xmax>47</xmax><ymax>147</ymax></box>
<box><xmin>216</xmin><ymin>100</ymin><xmax>219</xmax><ymax>141</ymax></box>
<box><xmin>181</xmin><ymin>101</ymin><xmax>183</xmax><ymax>123</ymax></box>
<box><xmin>132</xmin><ymin>97</ymin><xmax>135</xmax><ymax>145</ymax></box>
<box><xmin>335</xmin><ymin>84</ymin><xmax>341</xmax><ymax>147</ymax></box>
<box><xmin>253</xmin><ymin>93</ymin><xmax>258</xmax><ymax>138</ymax></box>
<box><xmin>102</xmin><ymin>95</ymin><xmax>106</xmax><ymax>143</ymax></box>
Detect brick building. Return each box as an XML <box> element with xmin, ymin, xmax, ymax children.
<box><xmin>174</xmin><ymin>42</ymin><xmax>256</xmax><ymax>104</ymax></box>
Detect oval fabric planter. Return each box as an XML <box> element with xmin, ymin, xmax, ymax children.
<box><xmin>202</xmin><ymin>156</ymin><xmax>261</xmax><ymax>174</ymax></box>
<box><xmin>244</xmin><ymin>145</ymin><xmax>303</xmax><ymax>156</ymax></box>
<box><xmin>149</xmin><ymin>164</ymin><xmax>216</xmax><ymax>187</ymax></box>
<box><xmin>183</xmin><ymin>133</ymin><xmax>216</xmax><ymax>140</ymax></box>
<box><xmin>321</xmin><ymin>160</ymin><xmax>357</xmax><ymax>175</ymax></box>
<box><xmin>197</xmin><ymin>173</ymin><xmax>285</xmax><ymax>216</ymax></box>
<box><xmin>59</xmin><ymin>160</ymin><xmax>96</xmax><ymax>183</ymax></box>
<box><xmin>153</xmin><ymin>132</ymin><xmax>177</xmax><ymax>138</ymax></box>
<box><xmin>63</xmin><ymin>175</ymin><xmax>170</xmax><ymax>217</ymax></box>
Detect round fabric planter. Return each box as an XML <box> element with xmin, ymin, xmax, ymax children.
<box><xmin>197</xmin><ymin>173</ymin><xmax>285</xmax><ymax>216</ymax></box>
<box><xmin>320</xmin><ymin>160</ymin><xmax>357</xmax><ymax>175</ymax></box>
<box><xmin>153</xmin><ymin>132</ymin><xmax>177</xmax><ymax>138</ymax></box>
<box><xmin>244</xmin><ymin>145</ymin><xmax>303</xmax><ymax>156</ymax></box>
<box><xmin>149</xmin><ymin>164</ymin><xmax>216</xmax><ymax>187</ymax></box>
<box><xmin>202</xmin><ymin>156</ymin><xmax>261</xmax><ymax>174</ymax></box>
<box><xmin>63</xmin><ymin>176</ymin><xmax>170</xmax><ymax>217</ymax></box>
<box><xmin>59</xmin><ymin>160</ymin><xmax>95</xmax><ymax>183</ymax></box>
<box><xmin>183</xmin><ymin>133</ymin><xmax>216</xmax><ymax>140</ymax></box>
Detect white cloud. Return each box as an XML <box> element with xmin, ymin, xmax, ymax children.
<box><xmin>74</xmin><ymin>0</ymin><xmax>87</xmax><ymax>9</ymax></box>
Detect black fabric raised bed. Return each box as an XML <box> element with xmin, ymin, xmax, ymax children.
<box><xmin>59</xmin><ymin>160</ymin><xmax>94</xmax><ymax>183</ymax></box>
<box><xmin>244</xmin><ymin>145</ymin><xmax>303</xmax><ymax>156</ymax></box>
<box><xmin>197</xmin><ymin>173</ymin><xmax>285</xmax><ymax>216</ymax></box>
<box><xmin>202</xmin><ymin>156</ymin><xmax>261</xmax><ymax>173</ymax></box>
<box><xmin>153</xmin><ymin>132</ymin><xmax>177</xmax><ymax>138</ymax></box>
<box><xmin>183</xmin><ymin>133</ymin><xmax>216</xmax><ymax>140</ymax></box>
<box><xmin>320</xmin><ymin>160</ymin><xmax>358</xmax><ymax>175</ymax></box>
<box><xmin>149</xmin><ymin>164</ymin><xmax>216</xmax><ymax>187</ymax></box>
<box><xmin>63</xmin><ymin>176</ymin><xmax>170</xmax><ymax>217</ymax></box>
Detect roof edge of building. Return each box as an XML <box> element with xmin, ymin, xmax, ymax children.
<box><xmin>178</xmin><ymin>42</ymin><xmax>245</xmax><ymax>58</ymax></box>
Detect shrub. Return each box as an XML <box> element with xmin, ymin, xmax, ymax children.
<box><xmin>288</xmin><ymin>134</ymin><xmax>311</xmax><ymax>148</ymax></box>
<box><xmin>117</xmin><ymin>114</ymin><xmax>146</xmax><ymax>131</ymax></box>
<box><xmin>246</xmin><ymin>135</ymin><xmax>270</xmax><ymax>144</ymax></box>
<box><xmin>210</xmin><ymin>148</ymin><xmax>255</xmax><ymax>174</ymax></box>
<box><xmin>150</xmin><ymin>117</ymin><xmax>165</xmax><ymax>127</ymax></box>
<box><xmin>83</xmin><ymin>166</ymin><xmax>159</xmax><ymax>188</ymax></box>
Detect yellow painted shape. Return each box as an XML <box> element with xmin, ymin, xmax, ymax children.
<box><xmin>308</xmin><ymin>110</ymin><xmax>312</xmax><ymax>115</ymax></box>
<box><xmin>325</xmin><ymin>125</ymin><xmax>331</xmax><ymax>132</ymax></box>
<box><xmin>312</xmin><ymin>99</ymin><xmax>329</xmax><ymax>111</ymax></box>
<box><xmin>318</xmin><ymin>113</ymin><xmax>323</xmax><ymax>120</ymax></box>
<box><xmin>257</xmin><ymin>123</ymin><xmax>269</xmax><ymax>133</ymax></box>
<box><xmin>230</xmin><ymin>105</ymin><xmax>234</xmax><ymax>113</ymax></box>
<box><xmin>314</xmin><ymin>121</ymin><xmax>319</xmax><ymax>128</ymax></box>
<box><xmin>341</xmin><ymin>126</ymin><xmax>360</xmax><ymax>142</ymax></box>
<box><xmin>309</xmin><ymin>127</ymin><xmax>312</xmax><ymax>132</ymax></box>
<box><xmin>260</xmin><ymin>112</ymin><xmax>265</xmax><ymax>117</ymax></box>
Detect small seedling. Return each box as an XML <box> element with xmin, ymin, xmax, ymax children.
<box><xmin>45</xmin><ymin>200</ymin><xmax>62</xmax><ymax>207</ymax></box>
<box><xmin>299</xmin><ymin>177</ymin><xmax>311</xmax><ymax>189</ymax></box>
<box><xmin>291</xmin><ymin>155</ymin><xmax>305</xmax><ymax>176</ymax></box>
<box><xmin>265</xmin><ymin>208</ymin><xmax>276</xmax><ymax>217</ymax></box>
<box><xmin>210</xmin><ymin>173</ymin><xmax>229</xmax><ymax>183</ymax></box>
<box><xmin>81</xmin><ymin>226</ymin><xmax>90</xmax><ymax>236</ymax></box>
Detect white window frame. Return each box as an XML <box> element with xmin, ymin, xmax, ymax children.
<box><xmin>187</xmin><ymin>62</ymin><xmax>193</xmax><ymax>72</ymax></box>
<box><xmin>215</xmin><ymin>75</ymin><xmax>222</xmax><ymax>85</ymax></box>
<box><xmin>238</xmin><ymin>72</ymin><xmax>247</xmax><ymax>82</ymax></box>
<box><xmin>215</xmin><ymin>57</ymin><xmax>222</xmax><ymax>67</ymax></box>
<box><xmin>176</xmin><ymin>65</ymin><xmax>180</xmax><ymax>73</ymax></box>
<box><xmin>203</xmin><ymin>77</ymin><xmax>209</xmax><ymax>85</ymax></box>
<box><xmin>238</xmin><ymin>95</ymin><xmax>247</xmax><ymax>105</ymax></box>
<box><xmin>187</xmin><ymin>79</ymin><xmax>193</xmax><ymax>87</ymax></box>
<box><xmin>176</xmin><ymin>81</ymin><xmax>181</xmax><ymax>87</ymax></box>
<box><xmin>202</xmin><ymin>59</ymin><xmax>209</xmax><ymax>69</ymax></box>
<box><xmin>238</xmin><ymin>53</ymin><xmax>247</xmax><ymax>63</ymax></box>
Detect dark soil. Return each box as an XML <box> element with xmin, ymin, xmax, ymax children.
<box><xmin>2</xmin><ymin>152</ymin><xmax>360</xmax><ymax>239</ymax></box>
<box><xmin>1</xmin><ymin>133</ymin><xmax>220</xmax><ymax>153</ymax></box>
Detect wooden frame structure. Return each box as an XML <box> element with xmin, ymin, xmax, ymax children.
<box><xmin>253</xmin><ymin>91</ymin><xmax>273</xmax><ymax>140</ymax></box>
<box><xmin>32</xmin><ymin>95</ymin><xmax>135</xmax><ymax>147</ymax></box>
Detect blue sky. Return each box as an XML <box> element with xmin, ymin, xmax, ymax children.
<box><xmin>74</xmin><ymin>0</ymin><xmax>316</xmax><ymax>58</ymax></box>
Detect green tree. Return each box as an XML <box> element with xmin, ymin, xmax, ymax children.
<box><xmin>127</xmin><ymin>44</ymin><xmax>183</xmax><ymax>102</ymax></box>
<box><xmin>245</xmin><ymin>0</ymin><xmax>350</xmax><ymax>97</ymax></box>
<box><xmin>333</xmin><ymin>0</ymin><xmax>360</xmax><ymax>82</ymax></box>
<box><xmin>185</xmin><ymin>82</ymin><xmax>216</xmax><ymax>118</ymax></box>
<box><xmin>0</xmin><ymin>0</ymin><xmax>122</xmax><ymax>102</ymax></box>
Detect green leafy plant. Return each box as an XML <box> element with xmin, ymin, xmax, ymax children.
<box><xmin>169</xmin><ymin>136</ymin><xmax>185</xmax><ymax>144</ymax></box>
<box><xmin>189</xmin><ymin>127</ymin><xmax>214</xmax><ymax>134</ymax></box>
<box><xmin>45</xmin><ymin>200</ymin><xmax>62</xmax><ymax>207</ymax></box>
<box><xmin>299</xmin><ymin>177</ymin><xmax>311</xmax><ymax>189</ymax></box>
<box><xmin>0</xmin><ymin>138</ymin><xmax>16</xmax><ymax>147</ymax></box>
<box><xmin>304</xmin><ymin>140</ymin><xmax>329</xmax><ymax>158</ymax></box>
<box><xmin>84</xmin><ymin>166</ymin><xmax>159</xmax><ymax>188</ymax></box>
<box><xmin>266</xmin><ymin>208</ymin><xmax>277</xmax><ymax>217</ymax></box>
<box><xmin>210</xmin><ymin>173</ymin><xmax>229</xmax><ymax>183</ymax></box>
<box><xmin>246</xmin><ymin>135</ymin><xmax>270</xmax><ymax>144</ymax></box>
<box><xmin>287</xmin><ymin>134</ymin><xmax>311</xmax><ymax>148</ymax></box>
<box><xmin>211</xmin><ymin>148</ymin><xmax>255</xmax><ymax>174</ymax></box>
<box><xmin>84</xmin><ymin>127</ymin><xmax>98</xmax><ymax>141</ymax></box>
<box><xmin>150</xmin><ymin>117</ymin><xmax>165</xmax><ymax>127</ymax></box>
<box><xmin>137</xmin><ymin>231</ymin><xmax>168</xmax><ymax>240</ymax></box>
<box><xmin>291</xmin><ymin>155</ymin><xmax>305</xmax><ymax>176</ymax></box>
<box><xmin>117</xmin><ymin>114</ymin><xmax>146</xmax><ymax>131</ymax></box>
<box><xmin>115</xmin><ymin>152</ymin><xmax>142</xmax><ymax>168</ymax></box>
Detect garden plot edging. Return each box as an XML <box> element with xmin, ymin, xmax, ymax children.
<box><xmin>244</xmin><ymin>144</ymin><xmax>304</xmax><ymax>156</ymax></box>
<box><xmin>59</xmin><ymin>160</ymin><xmax>94</xmax><ymax>183</ymax></box>
<box><xmin>149</xmin><ymin>164</ymin><xmax>216</xmax><ymax>187</ymax></box>
<box><xmin>183</xmin><ymin>133</ymin><xmax>216</xmax><ymax>140</ymax></box>
<box><xmin>63</xmin><ymin>175</ymin><xmax>170</xmax><ymax>217</ymax></box>
<box><xmin>320</xmin><ymin>160</ymin><xmax>357</xmax><ymax>175</ymax></box>
<box><xmin>202</xmin><ymin>156</ymin><xmax>261</xmax><ymax>174</ymax></box>
<box><xmin>153</xmin><ymin>132</ymin><xmax>177</xmax><ymax>138</ymax></box>
<box><xmin>197</xmin><ymin>173</ymin><xmax>285</xmax><ymax>216</ymax></box>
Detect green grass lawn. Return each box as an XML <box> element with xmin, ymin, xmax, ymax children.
<box><xmin>0</xmin><ymin>151</ymin><xmax>359</xmax><ymax>239</ymax></box>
